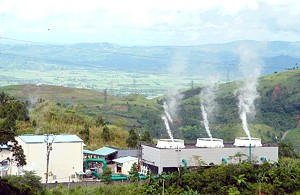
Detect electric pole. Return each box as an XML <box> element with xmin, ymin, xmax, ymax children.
<box><xmin>45</xmin><ymin>134</ymin><xmax>55</xmax><ymax>186</ymax></box>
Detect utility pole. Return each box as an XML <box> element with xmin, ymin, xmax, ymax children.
<box><xmin>104</xmin><ymin>89</ymin><xmax>107</xmax><ymax>104</ymax></box>
<box><xmin>226</xmin><ymin>70</ymin><xmax>230</xmax><ymax>83</ymax></box>
<box><xmin>45</xmin><ymin>134</ymin><xmax>55</xmax><ymax>186</ymax></box>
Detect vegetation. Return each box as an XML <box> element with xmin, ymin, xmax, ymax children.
<box><xmin>1</xmin><ymin>69</ymin><xmax>300</xmax><ymax>151</ymax></box>
<box><xmin>6</xmin><ymin>157</ymin><xmax>298</xmax><ymax>194</ymax></box>
<box><xmin>126</xmin><ymin>128</ymin><xmax>139</xmax><ymax>148</ymax></box>
<box><xmin>0</xmin><ymin>92</ymin><xmax>27</xmax><ymax>166</ymax></box>
<box><xmin>0</xmin><ymin>171</ymin><xmax>42</xmax><ymax>195</ymax></box>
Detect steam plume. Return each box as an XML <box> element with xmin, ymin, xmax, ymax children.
<box><xmin>161</xmin><ymin>53</ymin><xmax>186</xmax><ymax>140</ymax></box>
<box><xmin>161</xmin><ymin>115</ymin><xmax>174</xmax><ymax>141</ymax></box>
<box><xmin>237</xmin><ymin>45</ymin><xmax>262</xmax><ymax>139</ymax></box>
<box><xmin>200</xmin><ymin>80</ymin><xmax>218</xmax><ymax>140</ymax></box>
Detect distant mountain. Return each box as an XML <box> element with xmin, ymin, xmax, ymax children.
<box><xmin>1</xmin><ymin>40</ymin><xmax>300</xmax><ymax>97</ymax></box>
<box><xmin>1</xmin><ymin>40</ymin><xmax>300</xmax><ymax>72</ymax></box>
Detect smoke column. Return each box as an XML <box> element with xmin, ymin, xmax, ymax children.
<box><xmin>161</xmin><ymin>52</ymin><xmax>186</xmax><ymax>140</ymax></box>
<box><xmin>162</xmin><ymin>102</ymin><xmax>174</xmax><ymax>141</ymax></box>
<box><xmin>237</xmin><ymin>45</ymin><xmax>262</xmax><ymax>140</ymax></box>
<box><xmin>200</xmin><ymin>81</ymin><xmax>218</xmax><ymax>140</ymax></box>
<box><xmin>163</xmin><ymin>102</ymin><xmax>173</xmax><ymax>123</ymax></box>
<box><xmin>161</xmin><ymin>115</ymin><xmax>174</xmax><ymax>141</ymax></box>
<box><xmin>200</xmin><ymin>102</ymin><xmax>212</xmax><ymax>140</ymax></box>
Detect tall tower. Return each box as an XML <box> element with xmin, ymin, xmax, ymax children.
<box><xmin>104</xmin><ymin>89</ymin><xmax>107</xmax><ymax>103</ymax></box>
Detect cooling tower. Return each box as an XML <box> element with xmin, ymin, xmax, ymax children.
<box><xmin>195</xmin><ymin>138</ymin><xmax>224</xmax><ymax>148</ymax></box>
<box><xmin>234</xmin><ymin>137</ymin><xmax>262</xmax><ymax>147</ymax></box>
<box><xmin>156</xmin><ymin>139</ymin><xmax>185</xmax><ymax>149</ymax></box>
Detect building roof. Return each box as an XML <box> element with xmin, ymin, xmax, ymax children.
<box><xmin>17</xmin><ymin>134</ymin><xmax>83</xmax><ymax>143</ymax></box>
<box><xmin>0</xmin><ymin>144</ymin><xmax>11</xmax><ymax>149</ymax></box>
<box><xmin>113</xmin><ymin>156</ymin><xmax>138</xmax><ymax>164</ymax></box>
<box><xmin>83</xmin><ymin>149</ymin><xmax>100</xmax><ymax>156</ymax></box>
<box><xmin>93</xmin><ymin>146</ymin><xmax>118</xmax><ymax>156</ymax></box>
<box><xmin>117</xmin><ymin>149</ymin><xmax>138</xmax><ymax>158</ymax></box>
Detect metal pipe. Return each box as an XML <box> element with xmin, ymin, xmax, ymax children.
<box><xmin>221</xmin><ymin>158</ymin><xmax>228</xmax><ymax>165</ymax></box>
<box><xmin>182</xmin><ymin>159</ymin><xmax>187</xmax><ymax>170</ymax></box>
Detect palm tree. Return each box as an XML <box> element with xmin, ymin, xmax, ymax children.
<box><xmin>232</xmin><ymin>174</ymin><xmax>247</xmax><ymax>187</ymax></box>
<box><xmin>229</xmin><ymin>152</ymin><xmax>247</xmax><ymax>164</ymax></box>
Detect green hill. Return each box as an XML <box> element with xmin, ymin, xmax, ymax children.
<box><xmin>1</xmin><ymin>69</ymin><xmax>300</xmax><ymax>149</ymax></box>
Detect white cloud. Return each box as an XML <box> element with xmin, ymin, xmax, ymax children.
<box><xmin>0</xmin><ymin>0</ymin><xmax>299</xmax><ymax>45</ymax></box>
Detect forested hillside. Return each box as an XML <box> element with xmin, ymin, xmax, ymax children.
<box><xmin>1</xmin><ymin>69</ymin><xmax>300</xmax><ymax>149</ymax></box>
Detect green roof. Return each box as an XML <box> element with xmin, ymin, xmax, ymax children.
<box><xmin>93</xmin><ymin>146</ymin><xmax>118</xmax><ymax>156</ymax></box>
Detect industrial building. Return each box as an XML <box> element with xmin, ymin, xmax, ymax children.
<box><xmin>141</xmin><ymin>138</ymin><xmax>278</xmax><ymax>174</ymax></box>
<box><xmin>15</xmin><ymin>134</ymin><xmax>84</xmax><ymax>183</ymax></box>
<box><xmin>0</xmin><ymin>144</ymin><xmax>14</xmax><ymax>177</ymax></box>
<box><xmin>113</xmin><ymin>156</ymin><xmax>138</xmax><ymax>175</ymax></box>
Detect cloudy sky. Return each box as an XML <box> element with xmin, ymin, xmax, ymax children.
<box><xmin>0</xmin><ymin>0</ymin><xmax>299</xmax><ymax>45</ymax></box>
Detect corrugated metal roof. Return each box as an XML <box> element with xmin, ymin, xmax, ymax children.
<box><xmin>93</xmin><ymin>147</ymin><xmax>117</xmax><ymax>156</ymax></box>
<box><xmin>18</xmin><ymin>134</ymin><xmax>83</xmax><ymax>143</ymax></box>
<box><xmin>83</xmin><ymin>149</ymin><xmax>100</xmax><ymax>156</ymax></box>
<box><xmin>117</xmin><ymin>149</ymin><xmax>138</xmax><ymax>158</ymax></box>
<box><xmin>113</xmin><ymin>156</ymin><xmax>138</xmax><ymax>164</ymax></box>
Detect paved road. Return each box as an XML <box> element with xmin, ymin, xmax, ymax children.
<box><xmin>281</xmin><ymin>130</ymin><xmax>290</xmax><ymax>141</ymax></box>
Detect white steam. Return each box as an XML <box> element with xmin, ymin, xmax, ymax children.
<box><xmin>161</xmin><ymin>115</ymin><xmax>174</xmax><ymax>141</ymax></box>
<box><xmin>161</xmin><ymin>53</ymin><xmax>186</xmax><ymax>140</ymax></box>
<box><xmin>200</xmin><ymin>102</ymin><xmax>212</xmax><ymax>140</ymax></box>
<box><xmin>237</xmin><ymin>45</ymin><xmax>262</xmax><ymax>139</ymax></box>
<box><xmin>200</xmin><ymin>80</ymin><xmax>218</xmax><ymax>140</ymax></box>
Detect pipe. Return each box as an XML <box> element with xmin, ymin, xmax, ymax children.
<box><xmin>260</xmin><ymin>157</ymin><xmax>266</xmax><ymax>162</ymax></box>
<box><xmin>182</xmin><ymin>159</ymin><xmax>187</xmax><ymax>170</ymax></box>
<box><xmin>221</xmin><ymin>158</ymin><xmax>227</xmax><ymax>165</ymax></box>
<box><xmin>248</xmin><ymin>143</ymin><xmax>252</xmax><ymax>162</ymax></box>
<box><xmin>84</xmin><ymin>158</ymin><xmax>107</xmax><ymax>179</ymax></box>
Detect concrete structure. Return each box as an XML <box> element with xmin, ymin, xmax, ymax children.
<box><xmin>156</xmin><ymin>139</ymin><xmax>185</xmax><ymax>149</ymax></box>
<box><xmin>234</xmin><ymin>137</ymin><xmax>262</xmax><ymax>147</ymax></box>
<box><xmin>15</xmin><ymin>134</ymin><xmax>84</xmax><ymax>183</ymax></box>
<box><xmin>0</xmin><ymin>144</ymin><xmax>13</xmax><ymax>177</ymax></box>
<box><xmin>142</xmin><ymin>144</ymin><xmax>278</xmax><ymax>174</ymax></box>
<box><xmin>195</xmin><ymin>138</ymin><xmax>224</xmax><ymax>148</ymax></box>
<box><xmin>113</xmin><ymin>156</ymin><xmax>138</xmax><ymax>175</ymax></box>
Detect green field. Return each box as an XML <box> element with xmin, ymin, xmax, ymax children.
<box><xmin>0</xmin><ymin>66</ymin><xmax>208</xmax><ymax>99</ymax></box>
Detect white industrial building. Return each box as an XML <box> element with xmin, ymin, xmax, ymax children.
<box><xmin>142</xmin><ymin>138</ymin><xmax>279</xmax><ymax>174</ymax></box>
<box><xmin>14</xmin><ymin>134</ymin><xmax>84</xmax><ymax>183</ymax></box>
<box><xmin>0</xmin><ymin>144</ymin><xmax>15</xmax><ymax>177</ymax></box>
<box><xmin>112</xmin><ymin>156</ymin><xmax>138</xmax><ymax>175</ymax></box>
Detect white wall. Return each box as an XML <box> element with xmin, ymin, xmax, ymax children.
<box><xmin>0</xmin><ymin>149</ymin><xmax>11</xmax><ymax>162</ymax></box>
<box><xmin>16</xmin><ymin>137</ymin><xmax>83</xmax><ymax>183</ymax></box>
<box><xmin>118</xmin><ymin>159</ymin><xmax>138</xmax><ymax>175</ymax></box>
<box><xmin>142</xmin><ymin>145</ymin><xmax>279</xmax><ymax>174</ymax></box>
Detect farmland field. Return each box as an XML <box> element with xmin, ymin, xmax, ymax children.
<box><xmin>0</xmin><ymin>66</ymin><xmax>207</xmax><ymax>98</ymax></box>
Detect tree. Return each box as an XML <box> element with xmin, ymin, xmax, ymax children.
<box><xmin>2</xmin><ymin>170</ymin><xmax>42</xmax><ymax>194</ymax></box>
<box><xmin>101</xmin><ymin>125</ymin><xmax>111</xmax><ymax>144</ymax></box>
<box><xmin>102</xmin><ymin>167</ymin><xmax>112</xmax><ymax>184</ymax></box>
<box><xmin>11</xmin><ymin>143</ymin><xmax>26</xmax><ymax>167</ymax></box>
<box><xmin>232</xmin><ymin>174</ymin><xmax>247</xmax><ymax>187</ymax></box>
<box><xmin>126</xmin><ymin>128</ymin><xmax>139</xmax><ymax>148</ymax></box>
<box><xmin>79</xmin><ymin>125</ymin><xmax>90</xmax><ymax>143</ymax></box>
<box><xmin>229</xmin><ymin>152</ymin><xmax>247</xmax><ymax>164</ymax></box>
<box><xmin>129</xmin><ymin>162</ymin><xmax>139</xmax><ymax>183</ymax></box>
<box><xmin>0</xmin><ymin>92</ymin><xmax>28</xmax><ymax>167</ymax></box>
<box><xmin>278</xmin><ymin>142</ymin><xmax>298</xmax><ymax>158</ymax></box>
<box><xmin>96</xmin><ymin>117</ymin><xmax>107</xmax><ymax>127</ymax></box>
<box><xmin>141</xmin><ymin>130</ymin><xmax>153</xmax><ymax>144</ymax></box>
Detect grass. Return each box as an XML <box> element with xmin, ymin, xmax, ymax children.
<box><xmin>2</xmin><ymin>69</ymin><xmax>300</xmax><ymax>149</ymax></box>
<box><xmin>284</xmin><ymin>128</ymin><xmax>300</xmax><ymax>149</ymax></box>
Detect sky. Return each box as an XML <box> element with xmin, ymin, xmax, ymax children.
<box><xmin>0</xmin><ymin>0</ymin><xmax>300</xmax><ymax>46</ymax></box>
